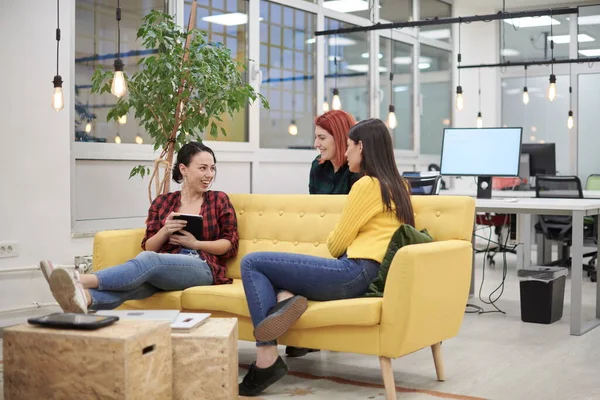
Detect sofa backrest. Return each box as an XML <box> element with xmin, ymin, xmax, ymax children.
<box><xmin>226</xmin><ymin>194</ymin><xmax>475</xmax><ymax>280</ymax></box>
<box><xmin>226</xmin><ymin>194</ymin><xmax>345</xmax><ymax>279</ymax></box>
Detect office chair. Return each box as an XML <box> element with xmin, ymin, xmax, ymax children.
<box><xmin>403</xmin><ymin>175</ymin><xmax>442</xmax><ymax>195</ymax></box>
<box><xmin>535</xmin><ymin>175</ymin><xmax>597</xmax><ymax>282</ymax></box>
<box><xmin>427</xmin><ymin>164</ymin><xmax>447</xmax><ymax>189</ymax></box>
<box><xmin>586</xmin><ymin>174</ymin><xmax>600</xmax><ymax>191</ymax></box>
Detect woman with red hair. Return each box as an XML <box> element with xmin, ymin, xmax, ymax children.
<box><xmin>309</xmin><ymin>110</ymin><xmax>360</xmax><ymax>194</ymax></box>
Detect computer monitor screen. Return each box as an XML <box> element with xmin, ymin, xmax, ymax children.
<box><xmin>440</xmin><ymin>128</ymin><xmax>523</xmax><ymax>177</ymax></box>
<box><xmin>520</xmin><ymin>143</ymin><xmax>556</xmax><ymax>176</ymax></box>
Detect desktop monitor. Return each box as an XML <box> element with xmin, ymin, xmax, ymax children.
<box><xmin>520</xmin><ymin>143</ymin><xmax>556</xmax><ymax>177</ymax></box>
<box><xmin>440</xmin><ymin>127</ymin><xmax>523</xmax><ymax>198</ymax></box>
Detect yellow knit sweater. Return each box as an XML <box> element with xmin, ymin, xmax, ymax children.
<box><xmin>327</xmin><ymin>176</ymin><xmax>402</xmax><ymax>263</ymax></box>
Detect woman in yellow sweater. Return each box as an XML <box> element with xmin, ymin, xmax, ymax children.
<box><xmin>239</xmin><ymin>118</ymin><xmax>415</xmax><ymax>396</ymax></box>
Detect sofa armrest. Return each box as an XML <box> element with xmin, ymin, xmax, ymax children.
<box><xmin>379</xmin><ymin>240</ymin><xmax>472</xmax><ymax>358</ymax></box>
<box><xmin>93</xmin><ymin>228</ymin><xmax>146</xmax><ymax>272</ymax></box>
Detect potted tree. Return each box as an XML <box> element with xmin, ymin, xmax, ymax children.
<box><xmin>91</xmin><ymin>2</ymin><xmax>267</xmax><ymax>202</ymax></box>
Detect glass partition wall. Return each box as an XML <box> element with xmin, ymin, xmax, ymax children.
<box><xmin>74</xmin><ymin>0</ymin><xmax>453</xmax><ymax>155</ymax></box>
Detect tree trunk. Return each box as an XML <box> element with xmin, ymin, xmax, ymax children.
<box><xmin>147</xmin><ymin>1</ymin><xmax>198</xmax><ymax>202</ymax></box>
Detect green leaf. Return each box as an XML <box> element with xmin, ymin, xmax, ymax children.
<box><xmin>91</xmin><ymin>9</ymin><xmax>270</xmax><ymax>177</ymax></box>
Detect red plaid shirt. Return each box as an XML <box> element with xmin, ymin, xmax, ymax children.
<box><xmin>141</xmin><ymin>190</ymin><xmax>239</xmax><ymax>285</ymax></box>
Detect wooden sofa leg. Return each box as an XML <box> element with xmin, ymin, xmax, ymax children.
<box><xmin>431</xmin><ymin>342</ymin><xmax>445</xmax><ymax>381</ymax></box>
<box><xmin>378</xmin><ymin>356</ymin><xmax>397</xmax><ymax>400</ymax></box>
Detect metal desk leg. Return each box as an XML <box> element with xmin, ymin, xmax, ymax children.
<box><xmin>597</xmin><ymin>214</ymin><xmax>600</xmax><ymax>319</ymax></box>
<box><xmin>570</xmin><ymin>210</ymin><xmax>600</xmax><ymax>335</ymax></box>
<box><xmin>470</xmin><ymin>217</ymin><xmax>476</xmax><ymax>296</ymax></box>
<box><xmin>516</xmin><ymin>214</ymin><xmax>532</xmax><ymax>271</ymax></box>
<box><xmin>571</xmin><ymin>210</ymin><xmax>585</xmax><ymax>335</ymax></box>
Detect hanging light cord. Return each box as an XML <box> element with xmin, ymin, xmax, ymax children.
<box><xmin>457</xmin><ymin>21</ymin><xmax>462</xmax><ymax>86</ymax></box>
<box><xmin>569</xmin><ymin>62</ymin><xmax>572</xmax><ymax>108</ymax></box>
<box><xmin>389</xmin><ymin>28</ymin><xmax>394</xmax><ymax>101</ymax></box>
<box><xmin>55</xmin><ymin>0</ymin><xmax>60</xmax><ymax>76</ymax></box>
<box><xmin>478</xmin><ymin>68</ymin><xmax>481</xmax><ymax>111</ymax></box>
<box><xmin>334</xmin><ymin>33</ymin><xmax>339</xmax><ymax>89</ymax></box>
<box><xmin>116</xmin><ymin>0</ymin><xmax>121</xmax><ymax>58</ymax></box>
<box><xmin>550</xmin><ymin>9</ymin><xmax>554</xmax><ymax>73</ymax></box>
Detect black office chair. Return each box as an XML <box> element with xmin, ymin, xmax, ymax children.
<box><xmin>427</xmin><ymin>163</ymin><xmax>447</xmax><ymax>189</ymax></box>
<box><xmin>535</xmin><ymin>175</ymin><xmax>597</xmax><ymax>281</ymax></box>
<box><xmin>403</xmin><ymin>175</ymin><xmax>442</xmax><ymax>195</ymax></box>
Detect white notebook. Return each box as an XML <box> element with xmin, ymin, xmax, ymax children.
<box><xmin>171</xmin><ymin>312</ymin><xmax>211</xmax><ymax>332</ymax></box>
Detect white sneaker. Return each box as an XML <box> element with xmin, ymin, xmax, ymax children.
<box><xmin>39</xmin><ymin>260</ymin><xmax>55</xmax><ymax>282</ymax></box>
<box><xmin>40</xmin><ymin>260</ymin><xmax>81</xmax><ymax>283</ymax></box>
<box><xmin>48</xmin><ymin>268</ymin><xmax>88</xmax><ymax>314</ymax></box>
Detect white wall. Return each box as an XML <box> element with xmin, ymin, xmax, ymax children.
<box><xmin>0</xmin><ymin>0</ymin><xmax>93</xmax><ymax>326</ymax></box>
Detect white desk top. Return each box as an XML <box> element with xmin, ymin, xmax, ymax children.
<box><xmin>441</xmin><ymin>189</ymin><xmax>600</xmax><ymax>199</ymax></box>
<box><xmin>469</xmin><ymin>197</ymin><xmax>600</xmax><ymax>214</ymax></box>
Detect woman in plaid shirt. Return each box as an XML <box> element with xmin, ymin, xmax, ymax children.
<box><xmin>40</xmin><ymin>141</ymin><xmax>239</xmax><ymax>314</ymax></box>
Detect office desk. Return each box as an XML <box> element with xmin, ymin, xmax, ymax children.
<box><xmin>460</xmin><ymin>197</ymin><xmax>600</xmax><ymax>336</ymax></box>
<box><xmin>441</xmin><ymin>189</ymin><xmax>600</xmax><ymax>199</ymax></box>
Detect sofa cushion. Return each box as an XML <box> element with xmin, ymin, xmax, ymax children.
<box><xmin>364</xmin><ymin>224</ymin><xmax>433</xmax><ymax>297</ymax></box>
<box><xmin>118</xmin><ymin>290</ymin><xmax>184</xmax><ymax>310</ymax></box>
<box><xmin>181</xmin><ymin>279</ymin><xmax>383</xmax><ymax>329</ymax></box>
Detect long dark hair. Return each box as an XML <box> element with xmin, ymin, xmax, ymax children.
<box><xmin>348</xmin><ymin>119</ymin><xmax>415</xmax><ymax>226</ymax></box>
<box><xmin>172</xmin><ymin>141</ymin><xmax>216</xmax><ymax>183</ymax></box>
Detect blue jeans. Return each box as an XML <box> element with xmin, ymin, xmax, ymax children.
<box><xmin>89</xmin><ymin>249</ymin><xmax>213</xmax><ymax>310</ymax></box>
<box><xmin>240</xmin><ymin>252</ymin><xmax>379</xmax><ymax>346</ymax></box>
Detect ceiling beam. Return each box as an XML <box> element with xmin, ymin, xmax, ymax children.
<box><xmin>458</xmin><ymin>57</ymin><xmax>600</xmax><ymax>69</ymax></box>
<box><xmin>314</xmin><ymin>7</ymin><xmax>578</xmax><ymax>36</ymax></box>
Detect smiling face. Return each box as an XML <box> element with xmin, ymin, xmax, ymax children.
<box><xmin>313</xmin><ymin>126</ymin><xmax>337</xmax><ymax>162</ymax></box>
<box><xmin>345</xmin><ymin>138</ymin><xmax>363</xmax><ymax>173</ymax></box>
<box><xmin>179</xmin><ymin>151</ymin><xmax>216</xmax><ymax>193</ymax></box>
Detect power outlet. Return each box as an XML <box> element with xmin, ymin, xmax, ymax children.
<box><xmin>0</xmin><ymin>241</ymin><xmax>19</xmax><ymax>258</ymax></box>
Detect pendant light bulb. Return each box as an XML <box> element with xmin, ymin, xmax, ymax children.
<box><xmin>85</xmin><ymin>122</ymin><xmax>92</xmax><ymax>133</ymax></box>
<box><xmin>288</xmin><ymin>120</ymin><xmax>298</xmax><ymax>136</ymax></box>
<box><xmin>476</xmin><ymin>112</ymin><xmax>483</xmax><ymax>128</ymax></box>
<box><xmin>322</xmin><ymin>100</ymin><xmax>330</xmax><ymax>113</ymax></box>
<box><xmin>111</xmin><ymin>59</ymin><xmax>127</xmax><ymax>98</ymax></box>
<box><xmin>547</xmin><ymin>74</ymin><xmax>557</xmax><ymax>102</ymax></box>
<box><xmin>332</xmin><ymin>88</ymin><xmax>342</xmax><ymax>110</ymax></box>
<box><xmin>455</xmin><ymin>86</ymin><xmax>464</xmax><ymax>112</ymax></box>
<box><xmin>118</xmin><ymin>114</ymin><xmax>127</xmax><ymax>124</ymax></box>
<box><xmin>522</xmin><ymin>87</ymin><xmax>530</xmax><ymax>105</ymax></box>
<box><xmin>115</xmin><ymin>134</ymin><xmax>122</xmax><ymax>144</ymax></box>
<box><xmin>387</xmin><ymin>105</ymin><xmax>397</xmax><ymax>129</ymax></box>
<box><xmin>135</xmin><ymin>133</ymin><xmax>143</xmax><ymax>144</ymax></box>
<box><xmin>52</xmin><ymin>75</ymin><xmax>64</xmax><ymax>111</ymax></box>
<box><xmin>567</xmin><ymin>110</ymin><xmax>574</xmax><ymax>130</ymax></box>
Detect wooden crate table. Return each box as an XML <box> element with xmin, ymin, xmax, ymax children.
<box><xmin>171</xmin><ymin>318</ymin><xmax>238</xmax><ymax>400</ymax></box>
<box><xmin>3</xmin><ymin>320</ymin><xmax>172</xmax><ymax>400</ymax></box>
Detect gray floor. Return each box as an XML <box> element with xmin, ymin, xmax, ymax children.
<box><xmin>237</xmin><ymin>251</ymin><xmax>600</xmax><ymax>400</ymax></box>
<box><xmin>2</xmin><ymin>252</ymin><xmax>599</xmax><ymax>399</ymax></box>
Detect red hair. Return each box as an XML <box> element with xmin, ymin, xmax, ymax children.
<box><xmin>314</xmin><ymin>110</ymin><xmax>356</xmax><ymax>167</ymax></box>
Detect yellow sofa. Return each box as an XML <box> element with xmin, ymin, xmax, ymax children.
<box><xmin>93</xmin><ymin>194</ymin><xmax>475</xmax><ymax>399</ymax></box>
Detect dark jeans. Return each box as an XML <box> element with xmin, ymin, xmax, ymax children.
<box><xmin>240</xmin><ymin>251</ymin><xmax>379</xmax><ymax>346</ymax></box>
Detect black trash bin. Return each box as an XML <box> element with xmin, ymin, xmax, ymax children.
<box><xmin>518</xmin><ymin>266</ymin><xmax>567</xmax><ymax>324</ymax></box>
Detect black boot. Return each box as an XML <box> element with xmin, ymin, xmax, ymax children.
<box><xmin>285</xmin><ymin>346</ymin><xmax>320</xmax><ymax>358</ymax></box>
<box><xmin>239</xmin><ymin>356</ymin><xmax>288</xmax><ymax>397</ymax></box>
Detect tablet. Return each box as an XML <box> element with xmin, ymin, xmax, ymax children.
<box><xmin>28</xmin><ymin>312</ymin><xmax>119</xmax><ymax>330</ymax></box>
<box><xmin>173</xmin><ymin>214</ymin><xmax>204</xmax><ymax>240</ymax></box>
